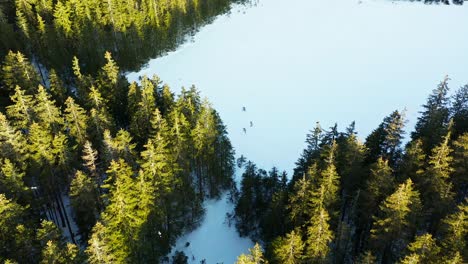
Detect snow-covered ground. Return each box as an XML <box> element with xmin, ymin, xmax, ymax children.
<box><xmin>127</xmin><ymin>0</ymin><xmax>468</xmax><ymax>262</ymax></box>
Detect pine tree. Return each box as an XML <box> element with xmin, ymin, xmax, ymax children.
<box><xmin>48</xmin><ymin>69</ymin><xmax>67</xmax><ymax>105</ymax></box>
<box><xmin>100</xmin><ymin>158</ymin><xmax>146</xmax><ymax>262</ymax></box>
<box><xmin>34</xmin><ymin>85</ymin><xmax>63</xmax><ymax>133</ymax></box>
<box><xmin>159</xmin><ymin>84</ymin><xmax>175</xmax><ymax>115</ymax></box>
<box><xmin>306</xmin><ymin>208</ymin><xmax>333</xmax><ymax>263</ymax></box>
<box><xmin>318</xmin><ymin>141</ymin><xmax>340</xmax><ymax>216</ymax></box>
<box><xmin>412</xmin><ymin>76</ymin><xmax>451</xmax><ymax>154</ymax></box>
<box><xmin>88</xmin><ymin>108</ymin><xmax>113</xmax><ymax>147</ymax></box>
<box><xmin>365</xmin><ymin>110</ymin><xmax>406</xmax><ymax>165</ymax></box>
<box><xmin>272</xmin><ymin>229</ymin><xmax>304</xmax><ymax>264</ymax></box>
<box><xmin>140</xmin><ymin>136</ymin><xmax>178</xmax><ymax>193</ymax></box>
<box><xmin>82</xmin><ymin>141</ymin><xmax>99</xmax><ymax>179</ymax></box>
<box><xmin>191</xmin><ymin>99</ymin><xmax>218</xmax><ymax>197</ymax></box>
<box><xmin>236</xmin><ymin>243</ymin><xmax>266</xmax><ymax>264</ymax></box>
<box><xmin>0</xmin><ymin>112</ymin><xmax>28</xmax><ymax>166</ymax></box>
<box><xmin>130</xmin><ymin>76</ymin><xmax>156</xmax><ymax>144</ymax></box>
<box><xmin>102</xmin><ymin>129</ymin><xmax>136</xmax><ymax>167</ymax></box>
<box><xmin>72</xmin><ymin>56</ymin><xmax>92</xmax><ymax>100</ymax></box>
<box><xmin>335</xmin><ymin>122</ymin><xmax>365</xmax><ymax>198</ymax></box>
<box><xmin>400</xmin><ymin>234</ymin><xmax>441</xmax><ymax>264</ymax></box>
<box><xmin>294</xmin><ymin>122</ymin><xmax>322</xmax><ymax>178</ymax></box>
<box><xmin>439</xmin><ymin>200</ymin><xmax>468</xmax><ymax>258</ymax></box>
<box><xmin>362</xmin><ymin>157</ymin><xmax>395</xmax><ymax>219</ymax></box>
<box><xmin>451</xmin><ymin>133</ymin><xmax>468</xmax><ymax>200</ymax></box>
<box><xmin>86</xmin><ymin>222</ymin><xmax>116</xmax><ymax>264</ymax></box>
<box><xmin>370</xmin><ymin>179</ymin><xmax>422</xmax><ymax>262</ymax></box>
<box><xmin>424</xmin><ymin>128</ymin><xmax>455</xmax><ymax>223</ymax></box>
<box><xmin>400</xmin><ymin>139</ymin><xmax>425</xmax><ymax>184</ymax></box>
<box><xmin>28</xmin><ymin>122</ymin><xmax>54</xmax><ymax>165</ymax></box>
<box><xmin>98</xmin><ymin>51</ymin><xmax>128</xmax><ymax>125</ymax></box>
<box><xmin>37</xmin><ymin>220</ymin><xmax>82</xmax><ymax>263</ymax></box>
<box><xmin>450</xmin><ymin>85</ymin><xmax>467</xmax><ymax>139</ymax></box>
<box><xmin>443</xmin><ymin>252</ymin><xmax>464</xmax><ymax>264</ymax></box>
<box><xmin>6</xmin><ymin>85</ymin><xmax>34</xmax><ymax>129</ymax></box>
<box><xmin>64</xmin><ymin>97</ymin><xmax>88</xmax><ymax>145</ymax></box>
<box><xmin>53</xmin><ymin>1</ymin><xmax>73</xmax><ymax>38</ymax></box>
<box><xmin>0</xmin><ymin>51</ymin><xmax>40</xmax><ymax>94</ymax></box>
<box><xmin>0</xmin><ymin>194</ymin><xmax>27</xmax><ymax>260</ymax></box>
<box><xmin>0</xmin><ymin>158</ymin><xmax>28</xmax><ymax>202</ymax></box>
<box><xmin>69</xmin><ymin>170</ymin><xmax>99</xmax><ymax>241</ymax></box>
<box><xmin>288</xmin><ymin>173</ymin><xmax>313</xmax><ymax>227</ymax></box>
<box><xmin>40</xmin><ymin>240</ymin><xmax>82</xmax><ymax>264</ymax></box>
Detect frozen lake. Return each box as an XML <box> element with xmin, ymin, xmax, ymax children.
<box><xmin>127</xmin><ymin>0</ymin><xmax>468</xmax><ymax>262</ymax></box>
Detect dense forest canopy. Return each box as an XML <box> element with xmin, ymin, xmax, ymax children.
<box><xmin>0</xmin><ymin>0</ymin><xmax>249</xmax><ymax>75</ymax></box>
<box><xmin>0</xmin><ymin>50</ymin><xmax>237</xmax><ymax>263</ymax></box>
<box><xmin>0</xmin><ymin>0</ymin><xmax>247</xmax><ymax>262</ymax></box>
<box><xmin>0</xmin><ymin>0</ymin><xmax>467</xmax><ymax>263</ymax></box>
<box><xmin>234</xmin><ymin>79</ymin><xmax>467</xmax><ymax>263</ymax></box>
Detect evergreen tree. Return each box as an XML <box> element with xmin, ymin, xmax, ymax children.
<box><xmin>129</xmin><ymin>76</ymin><xmax>156</xmax><ymax>144</ymax></box>
<box><xmin>317</xmin><ymin>141</ymin><xmax>340</xmax><ymax>218</ymax></box>
<box><xmin>0</xmin><ymin>158</ymin><xmax>29</xmax><ymax>203</ymax></box>
<box><xmin>6</xmin><ymin>85</ymin><xmax>34</xmax><ymax>129</ymax></box>
<box><xmin>82</xmin><ymin>140</ymin><xmax>99</xmax><ymax>181</ymax></box>
<box><xmin>0</xmin><ymin>51</ymin><xmax>40</xmax><ymax>94</ymax></box>
<box><xmin>236</xmin><ymin>243</ymin><xmax>266</xmax><ymax>264</ymax></box>
<box><xmin>362</xmin><ymin>157</ymin><xmax>395</xmax><ymax>221</ymax></box>
<box><xmin>306</xmin><ymin>208</ymin><xmax>333</xmax><ymax>263</ymax></box>
<box><xmin>365</xmin><ymin>110</ymin><xmax>406</xmax><ymax>166</ymax></box>
<box><xmin>0</xmin><ymin>112</ymin><xmax>28</xmax><ymax>167</ymax></box>
<box><xmin>288</xmin><ymin>172</ymin><xmax>313</xmax><ymax>228</ymax></box>
<box><xmin>412</xmin><ymin>76</ymin><xmax>451</xmax><ymax>154</ymax></box>
<box><xmin>294</xmin><ymin>122</ymin><xmax>322</xmax><ymax>179</ymax></box>
<box><xmin>86</xmin><ymin>222</ymin><xmax>116</xmax><ymax>264</ymax></box>
<box><xmin>335</xmin><ymin>122</ymin><xmax>365</xmax><ymax>199</ymax></box>
<box><xmin>272</xmin><ymin>229</ymin><xmax>304</xmax><ymax>264</ymax></box>
<box><xmin>439</xmin><ymin>200</ymin><xmax>468</xmax><ymax>259</ymax></box>
<box><xmin>370</xmin><ymin>179</ymin><xmax>421</xmax><ymax>262</ymax></box>
<box><xmin>48</xmin><ymin>69</ymin><xmax>67</xmax><ymax>105</ymax></box>
<box><xmin>400</xmin><ymin>234</ymin><xmax>440</xmax><ymax>264</ymax></box>
<box><xmin>69</xmin><ymin>170</ymin><xmax>99</xmax><ymax>242</ymax></box>
<box><xmin>100</xmin><ymin>159</ymin><xmax>137</xmax><ymax>262</ymax></box>
<box><xmin>34</xmin><ymin>85</ymin><xmax>63</xmax><ymax>133</ymax></box>
<box><xmin>451</xmin><ymin>133</ymin><xmax>468</xmax><ymax>200</ymax></box>
<box><xmin>64</xmin><ymin>97</ymin><xmax>88</xmax><ymax>145</ymax></box>
<box><xmin>0</xmin><ymin>194</ymin><xmax>29</xmax><ymax>261</ymax></box>
<box><xmin>450</xmin><ymin>85</ymin><xmax>467</xmax><ymax>139</ymax></box>
<box><xmin>102</xmin><ymin>129</ymin><xmax>137</xmax><ymax>167</ymax></box>
<box><xmin>37</xmin><ymin>220</ymin><xmax>81</xmax><ymax>264</ymax></box>
<box><xmin>423</xmin><ymin>128</ymin><xmax>455</xmax><ymax>224</ymax></box>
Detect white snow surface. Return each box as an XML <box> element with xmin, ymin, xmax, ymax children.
<box><xmin>168</xmin><ymin>193</ymin><xmax>253</xmax><ymax>263</ymax></box>
<box><xmin>167</xmin><ymin>171</ymin><xmax>254</xmax><ymax>264</ymax></box>
<box><xmin>127</xmin><ymin>0</ymin><xmax>468</xmax><ymax>262</ymax></box>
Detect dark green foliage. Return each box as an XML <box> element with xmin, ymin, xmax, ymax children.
<box><xmin>412</xmin><ymin>76</ymin><xmax>451</xmax><ymax>154</ymax></box>
<box><xmin>172</xmin><ymin>251</ymin><xmax>189</xmax><ymax>264</ymax></box>
<box><xmin>234</xmin><ymin>79</ymin><xmax>468</xmax><ymax>264</ymax></box>
<box><xmin>0</xmin><ymin>52</ymin><xmax>236</xmax><ymax>263</ymax></box>
<box><xmin>0</xmin><ymin>0</ymin><xmax>250</xmax><ymax>77</ymax></box>
<box><xmin>364</xmin><ymin>110</ymin><xmax>406</xmax><ymax>166</ymax></box>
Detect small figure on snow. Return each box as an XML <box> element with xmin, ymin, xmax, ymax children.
<box><xmin>242</xmin><ymin>106</ymin><xmax>246</xmax><ymax>112</ymax></box>
<box><xmin>250</xmin><ymin>121</ymin><xmax>253</xmax><ymax>127</ymax></box>
<box><xmin>243</xmin><ymin>128</ymin><xmax>247</xmax><ymax>134</ymax></box>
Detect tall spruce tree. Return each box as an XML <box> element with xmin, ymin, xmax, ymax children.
<box><xmin>370</xmin><ymin>179</ymin><xmax>421</xmax><ymax>262</ymax></box>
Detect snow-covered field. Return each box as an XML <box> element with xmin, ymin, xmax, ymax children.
<box><xmin>127</xmin><ymin>0</ymin><xmax>468</xmax><ymax>262</ymax></box>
